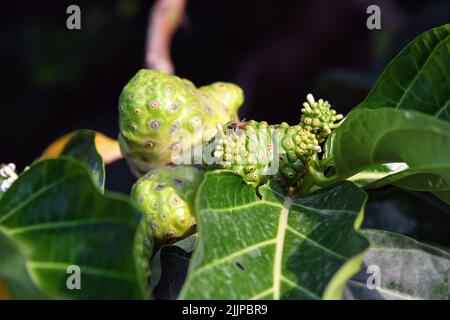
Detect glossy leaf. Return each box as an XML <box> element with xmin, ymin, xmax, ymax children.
<box><xmin>344</xmin><ymin>229</ymin><xmax>450</xmax><ymax>300</ymax></box>
<box><xmin>339</xmin><ymin>24</ymin><xmax>450</xmax><ymax>194</ymax></box>
<box><xmin>332</xmin><ymin>108</ymin><xmax>450</xmax><ymax>203</ymax></box>
<box><xmin>179</xmin><ymin>171</ymin><xmax>369</xmax><ymax>300</ymax></box>
<box><xmin>346</xmin><ymin>162</ymin><xmax>450</xmax><ymax>205</ymax></box>
<box><xmin>60</xmin><ymin>130</ymin><xmax>105</xmax><ymax>190</ymax></box>
<box><xmin>347</xmin><ymin>164</ymin><xmax>400</xmax><ymax>188</ymax></box>
<box><xmin>356</xmin><ymin>24</ymin><xmax>450</xmax><ymax>121</ymax></box>
<box><xmin>0</xmin><ymin>158</ymin><xmax>149</xmax><ymax>299</ymax></box>
<box><xmin>365</xmin><ymin>168</ymin><xmax>450</xmax><ymax>204</ymax></box>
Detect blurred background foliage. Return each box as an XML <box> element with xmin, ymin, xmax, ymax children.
<box><xmin>0</xmin><ymin>1</ymin><xmax>449</xmax><ymax>249</ymax></box>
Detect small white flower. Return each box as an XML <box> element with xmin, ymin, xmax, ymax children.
<box><xmin>0</xmin><ymin>163</ymin><xmax>18</xmax><ymax>193</ymax></box>
<box><xmin>306</xmin><ymin>93</ymin><xmax>315</xmax><ymax>105</ymax></box>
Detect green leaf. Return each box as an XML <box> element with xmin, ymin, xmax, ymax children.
<box><xmin>347</xmin><ymin>164</ymin><xmax>398</xmax><ymax>188</ymax></box>
<box><xmin>60</xmin><ymin>129</ymin><xmax>105</xmax><ymax>191</ymax></box>
<box><xmin>344</xmin><ymin>229</ymin><xmax>450</xmax><ymax>300</ymax></box>
<box><xmin>356</xmin><ymin>24</ymin><xmax>450</xmax><ymax>121</ymax></box>
<box><xmin>151</xmin><ymin>234</ymin><xmax>197</xmax><ymax>300</ymax></box>
<box><xmin>0</xmin><ymin>232</ymin><xmax>47</xmax><ymax>299</ymax></box>
<box><xmin>338</xmin><ymin>24</ymin><xmax>450</xmax><ymax>196</ymax></box>
<box><xmin>347</xmin><ymin>163</ymin><xmax>450</xmax><ymax>205</ymax></box>
<box><xmin>332</xmin><ymin>108</ymin><xmax>450</xmax><ymax>202</ymax></box>
<box><xmin>0</xmin><ymin>158</ymin><xmax>149</xmax><ymax>299</ymax></box>
<box><xmin>179</xmin><ymin>171</ymin><xmax>369</xmax><ymax>300</ymax></box>
<box><xmin>365</xmin><ymin>169</ymin><xmax>450</xmax><ymax>204</ymax></box>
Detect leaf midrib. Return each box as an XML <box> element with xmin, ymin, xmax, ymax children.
<box><xmin>273</xmin><ymin>197</ymin><xmax>291</xmax><ymax>300</ymax></box>
<box><xmin>182</xmin><ymin>172</ymin><xmax>363</xmax><ymax>300</ymax></box>
<box><xmin>373</xmin><ymin>32</ymin><xmax>449</xmax><ymax>118</ymax></box>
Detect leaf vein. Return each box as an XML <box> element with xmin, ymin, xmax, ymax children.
<box><xmin>285</xmin><ymin>225</ymin><xmax>347</xmax><ymax>260</ymax></box>
<box><xmin>0</xmin><ymin>173</ymin><xmax>80</xmax><ymax>225</ymax></box>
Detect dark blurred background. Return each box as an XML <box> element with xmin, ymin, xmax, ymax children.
<box><xmin>0</xmin><ymin>0</ymin><xmax>449</xmax><ymax>195</ymax></box>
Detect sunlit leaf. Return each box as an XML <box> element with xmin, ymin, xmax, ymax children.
<box><xmin>356</xmin><ymin>24</ymin><xmax>450</xmax><ymax>121</ymax></box>
<box><xmin>332</xmin><ymin>108</ymin><xmax>450</xmax><ymax>203</ymax></box>
<box><xmin>179</xmin><ymin>171</ymin><xmax>369</xmax><ymax>300</ymax></box>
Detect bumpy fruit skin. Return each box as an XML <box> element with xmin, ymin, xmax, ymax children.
<box><xmin>131</xmin><ymin>165</ymin><xmax>205</xmax><ymax>242</ymax></box>
<box><xmin>119</xmin><ymin>69</ymin><xmax>243</xmax><ymax>176</ymax></box>
<box><xmin>300</xmin><ymin>94</ymin><xmax>343</xmax><ymax>143</ymax></box>
<box><xmin>205</xmin><ymin>120</ymin><xmax>320</xmax><ymax>189</ymax></box>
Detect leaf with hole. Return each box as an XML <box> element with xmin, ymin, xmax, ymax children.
<box><xmin>179</xmin><ymin>171</ymin><xmax>369</xmax><ymax>300</ymax></box>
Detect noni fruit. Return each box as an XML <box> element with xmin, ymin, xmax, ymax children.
<box><xmin>204</xmin><ymin>120</ymin><xmax>320</xmax><ymax>189</ymax></box>
<box><xmin>119</xmin><ymin>69</ymin><xmax>243</xmax><ymax>176</ymax></box>
<box><xmin>131</xmin><ymin>164</ymin><xmax>205</xmax><ymax>242</ymax></box>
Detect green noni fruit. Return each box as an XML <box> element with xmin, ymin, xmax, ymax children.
<box><xmin>131</xmin><ymin>164</ymin><xmax>205</xmax><ymax>242</ymax></box>
<box><xmin>204</xmin><ymin>120</ymin><xmax>321</xmax><ymax>189</ymax></box>
<box><xmin>299</xmin><ymin>94</ymin><xmax>343</xmax><ymax>143</ymax></box>
<box><xmin>119</xmin><ymin>69</ymin><xmax>243</xmax><ymax>176</ymax></box>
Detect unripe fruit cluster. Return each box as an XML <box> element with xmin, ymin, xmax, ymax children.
<box><xmin>206</xmin><ymin>120</ymin><xmax>320</xmax><ymax>189</ymax></box>
<box><xmin>121</xmin><ymin>70</ymin><xmax>343</xmax><ymax>242</ymax></box>
<box><xmin>300</xmin><ymin>94</ymin><xmax>343</xmax><ymax>143</ymax></box>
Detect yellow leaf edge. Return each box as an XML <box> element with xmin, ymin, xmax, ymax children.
<box><xmin>40</xmin><ymin>131</ymin><xmax>123</xmax><ymax>165</ymax></box>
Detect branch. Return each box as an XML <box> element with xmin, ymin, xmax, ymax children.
<box><xmin>145</xmin><ymin>0</ymin><xmax>187</xmax><ymax>74</ymax></box>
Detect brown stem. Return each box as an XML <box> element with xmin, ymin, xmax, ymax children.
<box><xmin>145</xmin><ymin>0</ymin><xmax>187</xmax><ymax>74</ymax></box>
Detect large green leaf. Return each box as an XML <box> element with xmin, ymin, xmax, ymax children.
<box><xmin>179</xmin><ymin>171</ymin><xmax>369</xmax><ymax>300</ymax></box>
<box><xmin>356</xmin><ymin>24</ymin><xmax>450</xmax><ymax>121</ymax></box>
<box><xmin>341</xmin><ymin>24</ymin><xmax>450</xmax><ymax>194</ymax></box>
<box><xmin>332</xmin><ymin>108</ymin><xmax>450</xmax><ymax>202</ymax></box>
<box><xmin>60</xmin><ymin>129</ymin><xmax>105</xmax><ymax>191</ymax></box>
<box><xmin>344</xmin><ymin>229</ymin><xmax>450</xmax><ymax>300</ymax></box>
<box><xmin>0</xmin><ymin>158</ymin><xmax>150</xmax><ymax>299</ymax></box>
